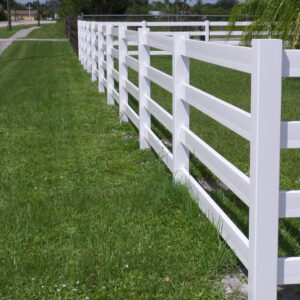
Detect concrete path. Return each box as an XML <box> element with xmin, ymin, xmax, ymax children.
<box><xmin>0</xmin><ymin>26</ymin><xmax>39</xmax><ymax>56</ymax></box>
<box><xmin>11</xmin><ymin>26</ymin><xmax>40</xmax><ymax>39</ymax></box>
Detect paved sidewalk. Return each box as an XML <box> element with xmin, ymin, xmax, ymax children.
<box><xmin>0</xmin><ymin>26</ymin><xmax>39</xmax><ymax>56</ymax></box>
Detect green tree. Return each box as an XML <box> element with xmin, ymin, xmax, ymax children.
<box><xmin>59</xmin><ymin>0</ymin><xmax>129</xmax><ymax>17</ymax></box>
<box><xmin>0</xmin><ymin>0</ymin><xmax>5</xmax><ymax>20</ymax></box>
<box><xmin>91</xmin><ymin>0</ymin><xmax>129</xmax><ymax>14</ymax></box>
<box><xmin>173</xmin><ymin>0</ymin><xmax>190</xmax><ymax>15</ymax></box>
<box><xmin>216</xmin><ymin>0</ymin><xmax>237</xmax><ymax>9</ymax></box>
<box><xmin>164</xmin><ymin>0</ymin><xmax>169</xmax><ymax>9</ymax></box>
<box><xmin>12</xmin><ymin>1</ymin><xmax>26</xmax><ymax>9</ymax></box>
<box><xmin>1</xmin><ymin>0</ymin><xmax>16</xmax><ymax>10</ymax></box>
<box><xmin>59</xmin><ymin>0</ymin><xmax>84</xmax><ymax>17</ymax></box>
<box><xmin>229</xmin><ymin>0</ymin><xmax>300</xmax><ymax>48</ymax></box>
<box><xmin>0</xmin><ymin>3</ymin><xmax>6</xmax><ymax>21</ymax></box>
<box><xmin>126</xmin><ymin>0</ymin><xmax>148</xmax><ymax>14</ymax></box>
<box><xmin>200</xmin><ymin>3</ymin><xmax>231</xmax><ymax>16</ymax></box>
<box><xmin>190</xmin><ymin>0</ymin><xmax>202</xmax><ymax>14</ymax></box>
<box><xmin>0</xmin><ymin>0</ymin><xmax>17</xmax><ymax>22</ymax></box>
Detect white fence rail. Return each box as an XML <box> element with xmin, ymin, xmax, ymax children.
<box><xmin>78</xmin><ymin>20</ymin><xmax>300</xmax><ymax>300</ymax></box>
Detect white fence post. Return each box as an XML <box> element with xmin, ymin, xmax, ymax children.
<box><xmin>84</xmin><ymin>21</ymin><xmax>88</xmax><ymax>70</ymax></box>
<box><xmin>91</xmin><ymin>22</ymin><xmax>97</xmax><ymax>82</ymax></box>
<box><xmin>205</xmin><ymin>20</ymin><xmax>210</xmax><ymax>42</ymax></box>
<box><xmin>248</xmin><ymin>39</ymin><xmax>283</xmax><ymax>300</ymax></box>
<box><xmin>98</xmin><ymin>23</ymin><xmax>105</xmax><ymax>93</ymax></box>
<box><xmin>138</xmin><ymin>27</ymin><xmax>151</xmax><ymax>149</ymax></box>
<box><xmin>173</xmin><ymin>32</ymin><xmax>190</xmax><ymax>179</ymax></box>
<box><xmin>118</xmin><ymin>25</ymin><xmax>128</xmax><ymax>122</ymax></box>
<box><xmin>78</xmin><ymin>21</ymin><xmax>81</xmax><ymax>64</ymax></box>
<box><xmin>80</xmin><ymin>22</ymin><xmax>84</xmax><ymax>65</ymax></box>
<box><xmin>83</xmin><ymin>22</ymin><xmax>87</xmax><ymax>70</ymax></box>
<box><xmin>87</xmin><ymin>22</ymin><xmax>92</xmax><ymax>74</ymax></box>
<box><xmin>86</xmin><ymin>22</ymin><xmax>90</xmax><ymax>73</ymax></box>
<box><xmin>106</xmin><ymin>24</ymin><xmax>114</xmax><ymax>105</ymax></box>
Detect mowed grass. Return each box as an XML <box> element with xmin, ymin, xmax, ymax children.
<box><xmin>0</xmin><ymin>42</ymin><xmax>240</xmax><ymax>299</ymax></box>
<box><xmin>26</xmin><ymin>22</ymin><xmax>66</xmax><ymax>39</ymax></box>
<box><xmin>0</xmin><ymin>24</ymin><xmax>34</xmax><ymax>38</ymax></box>
<box><xmin>125</xmin><ymin>55</ymin><xmax>300</xmax><ymax>258</ymax></box>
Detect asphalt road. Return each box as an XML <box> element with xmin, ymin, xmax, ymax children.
<box><xmin>0</xmin><ymin>20</ymin><xmax>56</xmax><ymax>28</ymax></box>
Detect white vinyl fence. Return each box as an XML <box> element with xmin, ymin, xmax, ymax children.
<box><xmin>77</xmin><ymin>20</ymin><xmax>300</xmax><ymax>300</ymax></box>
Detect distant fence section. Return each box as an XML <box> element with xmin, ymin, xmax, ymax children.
<box><xmin>65</xmin><ymin>17</ymin><xmax>78</xmax><ymax>55</ymax></box>
<box><xmin>82</xmin><ymin>14</ymin><xmax>236</xmax><ymax>22</ymax></box>
<box><xmin>77</xmin><ymin>20</ymin><xmax>300</xmax><ymax>300</ymax></box>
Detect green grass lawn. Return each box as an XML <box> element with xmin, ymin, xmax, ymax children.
<box><xmin>26</xmin><ymin>22</ymin><xmax>66</xmax><ymax>39</ymax></box>
<box><xmin>125</xmin><ymin>54</ymin><xmax>300</xmax><ymax>259</ymax></box>
<box><xmin>0</xmin><ymin>24</ymin><xmax>34</xmax><ymax>38</ymax></box>
<box><xmin>0</xmin><ymin>41</ymin><xmax>241</xmax><ymax>299</ymax></box>
<box><xmin>2</xmin><ymin>23</ymin><xmax>300</xmax><ymax>298</ymax></box>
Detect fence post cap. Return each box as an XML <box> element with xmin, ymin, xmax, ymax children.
<box><xmin>119</xmin><ymin>25</ymin><xmax>127</xmax><ymax>38</ymax></box>
<box><xmin>106</xmin><ymin>24</ymin><xmax>113</xmax><ymax>34</ymax></box>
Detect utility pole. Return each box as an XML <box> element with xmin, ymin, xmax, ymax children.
<box><xmin>37</xmin><ymin>0</ymin><xmax>40</xmax><ymax>26</ymax></box>
<box><xmin>6</xmin><ymin>0</ymin><xmax>11</xmax><ymax>31</ymax></box>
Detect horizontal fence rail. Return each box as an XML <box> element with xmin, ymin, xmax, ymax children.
<box><xmin>81</xmin><ymin>20</ymin><xmax>262</xmax><ymax>49</ymax></box>
<box><xmin>179</xmin><ymin>167</ymin><xmax>250</xmax><ymax>268</ymax></box>
<box><xmin>182</xmin><ymin>83</ymin><xmax>251</xmax><ymax>140</ymax></box>
<box><xmin>78</xmin><ymin>20</ymin><xmax>300</xmax><ymax>300</ymax></box>
<box><xmin>281</xmin><ymin>121</ymin><xmax>300</xmax><ymax>149</ymax></box>
<box><xmin>180</xmin><ymin>125</ymin><xmax>251</xmax><ymax>206</ymax></box>
<box><xmin>184</xmin><ymin>38</ymin><xmax>252</xmax><ymax>73</ymax></box>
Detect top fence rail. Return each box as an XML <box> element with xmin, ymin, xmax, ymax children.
<box><xmin>82</xmin><ymin>14</ymin><xmax>255</xmax><ymax>22</ymax></box>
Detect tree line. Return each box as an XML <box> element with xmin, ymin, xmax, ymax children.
<box><xmin>59</xmin><ymin>0</ymin><xmax>238</xmax><ymax>17</ymax></box>
<box><xmin>1</xmin><ymin>0</ymin><xmax>298</xmax><ymax>49</ymax></box>
<box><xmin>0</xmin><ymin>0</ymin><xmax>239</xmax><ymax>21</ymax></box>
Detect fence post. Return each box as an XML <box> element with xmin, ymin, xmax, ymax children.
<box><xmin>205</xmin><ymin>20</ymin><xmax>210</xmax><ymax>42</ymax></box>
<box><xmin>106</xmin><ymin>24</ymin><xmax>114</xmax><ymax>105</ymax></box>
<box><xmin>172</xmin><ymin>32</ymin><xmax>190</xmax><ymax>180</ymax></box>
<box><xmin>138</xmin><ymin>27</ymin><xmax>151</xmax><ymax>149</ymax></box>
<box><xmin>80</xmin><ymin>22</ymin><xmax>84</xmax><ymax>65</ymax></box>
<box><xmin>248</xmin><ymin>39</ymin><xmax>283</xmax><ymax>300</ymax></box>
<box><xmin>98</xmin><ymin>23</ymin><xmax>105</xmax><ymax>93</ymax></box>
<box><xmin>87</xmin><ymin>22</ymin><xmax>92</xmax><ymax>74</ymax></box>
<box><xmin>118</xmin><ymin>25</ymin><xmax>128</xmax><ymax>122</ymax></box>
<box><xmin>91</xmin><ymin>22</ymin><xmax>97</xmax><ymax>82</ymax></box>
<box><xmin>83</xmin><ymin>22</ymin><xmax>87</xmax><ymax>70</ymax></box>
<box><xmin>85</xmin><ymin>22</ymin><xmax>90</xmax><ymax>73</ymax></box>
<box><xmin>78</xmin><ymin>21</ymin><xmax>82</xmax><ymax>64</ymax></box>
<box><xmin>84</xmin><ymin>22</ymin><xmax>88</xmax><ymax>71</ymax></box>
